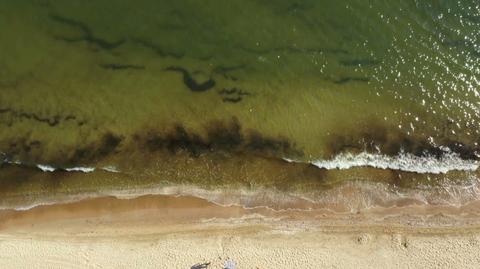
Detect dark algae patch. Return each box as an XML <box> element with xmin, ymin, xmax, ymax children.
<box><xmin>0</xmin><ymin>116</ymin><xmax>301</xmax><ymax>166</ymax></box>
<box><xmin>325</xmin><ymin>121</ymin><xmax>480</xmax><ymax>161</ymax></box>
<box><xmin>0</xmin><ymin>107</ymin><xmax>79</xmax><ymax>127</ymax></box>
<box><xmin>49</xmin><ymin>14</ymin><xmax>125</xmax><ymax>50</ymax></box>
<box><xmin>222</xmin><ymin>97</ymin><xmax>242</xmax><ymax>103</ymax></box>
<box><xmin>69</xmin><ymin>132</ymin><xmax>123</xmax><ymax>165</ymax></box>
<box><xmin>100</xmin><ymin>63</ymin><xmax>145</xmax><ymax>70</ymax></box>
<box><xmin>165</xmin><ymin>66</ymin><xmax>216</xmax><ymax>92</ymax></box>
<box><xmin>218</xmin><ymin>88</ymin><xmax>251</xmax><ymax>103</ymax></box>
<box><xmin>138</xmin><ymin>117</ymin><xmax>300</xmax><ymax>158</ymax></box>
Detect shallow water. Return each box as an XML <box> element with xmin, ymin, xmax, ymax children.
<box><xmin>0</xmin><ymin>0</ymin><xmax>479</xmax><ymax>211</ymax></box>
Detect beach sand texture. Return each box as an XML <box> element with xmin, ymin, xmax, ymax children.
<box><xmin>1</xmin><ymin>195</ymin><xmax>480</xmax><ymax>269</ymax></box>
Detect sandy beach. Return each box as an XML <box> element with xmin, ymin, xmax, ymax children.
<box><xmin>1</xmin><ymin>195</ymin><xmax>479</xmax><ymax>269</ymax></box>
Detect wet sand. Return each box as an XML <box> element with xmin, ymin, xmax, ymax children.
<box><xmin>1</xmin><ymin>195</ymin><xmax>480</xmax><ymax>268</ymax></box>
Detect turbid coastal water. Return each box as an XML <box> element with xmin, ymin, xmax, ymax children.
<box><xmin>0</xmin><ymin>0</ymin><xmax>479</xmax><ymax>213</ymax></box>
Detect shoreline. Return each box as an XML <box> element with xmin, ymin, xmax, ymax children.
<box><xmin>4</xmin><ymin>180</ymin><xmax>480</xmax><ymax>225</ymax></box>
<box><xmin>4</xmin><ymin>193</ymin><xmax>480</xmax><ymax>236</ymax></box>
<box><xmin>1</xmin><ymin>194</ymin><xmax>480</xmax><ymax>268</ymax></box>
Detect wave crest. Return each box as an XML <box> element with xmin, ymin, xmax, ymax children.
<box><xmin>286</xmin><ymin>152</ymin><xmax>478</xmax><ymax>174</ymax></box>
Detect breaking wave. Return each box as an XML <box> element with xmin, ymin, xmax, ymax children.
<box><xmin>4</xmin><ymin>151</ymin><xmax>479</xmax><ymax>176</ymax></box>
<box><xmin>2</xmin><ymin>159</ymin><xmax>119</xmax><ymax>174</ymax></box>
<box><xmin>286</xmin><ymin>152</ymin><xmax>479</xmax><ymax>174</ymax></box>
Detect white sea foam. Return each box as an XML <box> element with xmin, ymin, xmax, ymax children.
<box><xmin>8</xmin><ymin>201</ymin><xmax>59</xmax><ymax>211</ymax></box>
<box><xmin>2</xmin><ymin>159</ymin><xmax>100</xmax><ymax>173</ymax></box>
<box><xmin>36</xmin><ymin>164</ymin><xmax>56</xmax><ymax>172</ymax></box>
<box><xmin>286</xmin><ymin>152</ymin><xmax>479</xmax><ymax>174</ymax></box>
<box><xmin>64</xmin><ymin>167</ymin><xmax>96</xmax><ymax>173</ymax></box>
<box><xmin>36</xmin><ymin>164</ymin><xmax>96</xmax><ymax>173</ymax></box>
<box><xmin>102</xmin><ymin>166</ymin><xmax>120</xmax><ymax>173</ymax></box>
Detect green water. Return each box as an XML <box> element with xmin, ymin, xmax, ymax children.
<box><xmin>0</xmin><ymin>0</ymin><xmax>479</xmax><ymax>207</ymax></box>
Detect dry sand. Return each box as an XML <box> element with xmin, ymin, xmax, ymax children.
<box><xmin>0</xmin><ymin>195</ymin><xmax>479</xmax><ymax>269</ymax></box>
